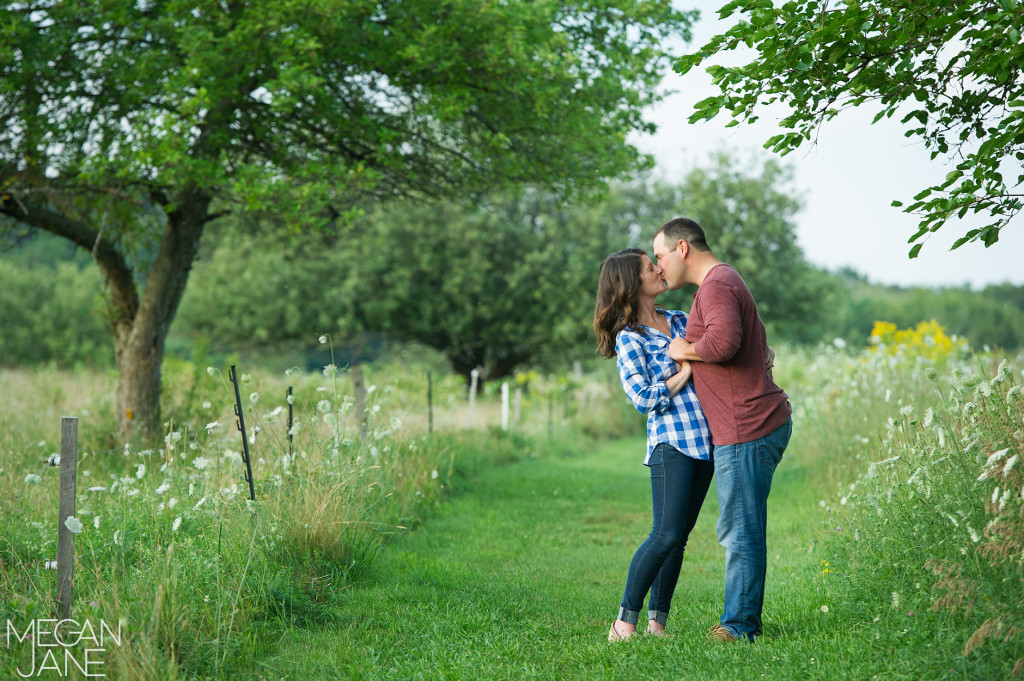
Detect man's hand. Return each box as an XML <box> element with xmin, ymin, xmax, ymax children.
<box><xmin>669</xmin><ymin>337</ymin><xmax>701</xmax><ymax>362</ymax></box>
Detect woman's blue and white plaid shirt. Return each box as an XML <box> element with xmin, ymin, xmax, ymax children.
<box><xmin>614</xmin><ymin>309</ymin><xmax>711</xmax><ymax>465</ymax></box>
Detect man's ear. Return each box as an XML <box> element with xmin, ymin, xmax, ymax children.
<box><xmin>676</xmin><ymin>239</ymin><xmax>688</xmax><ymax>258</ymax></box>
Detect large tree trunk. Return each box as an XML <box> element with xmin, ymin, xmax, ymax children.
<box><xmin>112</xmin><ymin>194</ymin><xmax>209</xmax><ymax>446</ymax></box>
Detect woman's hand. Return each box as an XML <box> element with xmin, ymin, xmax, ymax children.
<box><xmin>666</xmin><ymin>360</ymin><xmax>692</xmax><ymax>397</ymax></box>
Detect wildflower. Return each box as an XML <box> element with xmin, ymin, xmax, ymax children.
<box><xmin>937</xmin><ymin>429</ymin><xmax>945</xmax><ymax>448</ymax></box>
<box><xmin>64</xmin><ymin>516</ymin><xmax>84</xmax><ymax>534</ymax></box>
<box><xmin>264</xmin><ymin>406</ymin><xmax>283</xmax><ymax>421</ymax></box>
<box><xmin>136</xmin><ymin>464</ymin><xmax>146</xmax><ymax>479</ymax></box>
<box><xmin>287</xmin><ymin>393</ymin><xmax>294</xmax><ymax>406</ymax></box>
<box><xmin>206</xmin><ymin>366</ymin><xmax>217</xmax><ymax>376</ymax></box>
<box><xmin>155</xmin><ymin>481</ymin><xmax>170</xmax><ymax>495</ymax></box>
<box><xmin>820</xmin><ymin>605</ymin><xmax>829</xmax><ymax>613</ymax></box>
<box><xmin>367</xmin><ymin>384</ymin><xmax>377</xmax><ymax>394</ymax></box>
<box><xmin>370</xmin><ymin>445</ymin><xmax>379</xmax><ymax>458</ymax></box>
<box><xmin>323</xmin><ymin>364</ymin><xmax>338</xmax><ymax>378</ymax></box>
<box><xmin>289</xmin><ymin>422</ymin><xmax>303</xmax><ymax>437</ymax></box>
<box><xmin>975</xmin><ymin>381</ymin><xmax>992</xmax><ymax>398</ymax></box>
<box><xmin>319</xmin><ymin>335</ymin><xmax>328</xmax><ymax>344</ymax></box>
<box><xmin>93</xmin><ymin>516</ymin><xmax>100</xmax><ymax>530</ymax></box>
<box><xmin>986</xmin><ymin>449</ymin><xmax>1010</xmax><ymax>467</ymax></box>
<box><xmin>192</xmin><ymin>496</ymin><xmax>207</xmax><ymax>511</ymax></box>
<box><xmin>249</xmin><ymin>391</ymin><xmax>259</xmax><ymax>405</ymax></box>
<box><xmin>249</xmin><ymin>425</ymin><xmax>260</xmax><ymax>444</ymax></box>
<box><xmin>165</xmin><ymin>431</ymin><xmax>182</xmax><ymax>448</ymax></box>
<box><xmin>205</xmin><ymin>421</ymin><xmax>220</xmax><ymax>432</ymax></box>
<box><xmin>967</xmin><ymin>526</ymin><xmax>981</xmax><ymax>543</ymax></box>
<box><xmin>922</xmin><ymin>408</ymin><xmax>934</xmax><ymax>428</ymax></box>
<box><xmin>24</xmin><ymin>474</ymin><xmax>42</xmax><ymax>485</ymax></box>
<box><xmin>390</xmin><ymin>417</ymin><xmax>403</xmax><ymax>430</ymax></box>
<box><xmin>202</xmin><ymin>400</ymin><xmax>212</xmax><ymax>409</ymax></box>
<box><xmin>899</xmin><ymin>404</ymin><xmax>913</xmax><ymax>418</ymax></box>
<box><xmin>168</xmin><ymin>498</ymin><xmax>177</xmax><ymax>509</ymax></box>
<box><xmin>907</xmin><ymin>468</ymin><xmax>923</xmax><ymax>486</ymax></box>
<box><xmin>317</xmin><ymin>400</ymin><xmax>331</xmax><ymax>413</ymax></box>
<box><xmin>431</xmin><ymin>470</ymin><xmax>439</xmax><ymax>480</ymax></box>
<box><xmin>192</xmin><ymin>457</ymin><xmax>212</xmax><ymax>471</ymax></box>
<box><xmin>819</xmin><ymin>500</ymin><xmax>826</xmax><ymax>508</ymax></box>
<box><xmin>1004</xmin><ymin>454</ymin><xmax>1018</xmax><ymax>475</ymax></box>
<box><xmin>925</xmin><ymin>367</ymin><xmax>938</xmax><ymax>381</ymax></box>
<box><xmin>945</xmin><ymin>514</ymin><xmax>959</xmax><ymax>527</ymax></box>
<box><xmin>245</xmin><ymin>499</ymin><xmax>258</xmax><ymax>515</ymax></box>
<box><xmin>113</xmin><ymin>530</ymin><xmax>123</xmax><ymax>546</ymax></box>
<box><xmin>992</xmin><ymin>487</ymin><xmax>1001</xmax><ymax>504</ymax></box>
<box><xmin>892</xmin><ymin>592</ymin><xmax>900</xmax><ymax>609</ymax></box>
<box><xmin>832</xmin><ymin>338</ymin><xmax>846</xmax><ymax>349</ymax></box>
<box><xmin>172</xmin><ymin>517</ymin><xmax>182</xmax><ymax>533</ymax></box>
<box><xmin>885</xmin><ymin>389</ymin><xmax>892</xmax><ymax>403</ymax></box>
<box><xmin>323</xmin><ymin>413</ymin><xmax>338</xmax><ymax>428</ymax></box>
<box><xmin>223</xmin><ymin>450</ymin><xmax>243</xmax><ymax>467</ymax></box>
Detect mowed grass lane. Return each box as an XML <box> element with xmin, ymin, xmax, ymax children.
<box><xmin>257</xmin><ymin>436</ymin><xmax>969</xmax><ymax>681</ymax></box>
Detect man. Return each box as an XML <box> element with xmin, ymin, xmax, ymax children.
<box><xmin>653</xmin><ymin>217</ymin><xmax>793</xmax><ymax>643</ymax></box>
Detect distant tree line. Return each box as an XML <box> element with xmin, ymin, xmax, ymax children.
<box><xmin>3</xmin><ymin>157</ymin><xmax>1022</xmax><ymax>374</ymax></box>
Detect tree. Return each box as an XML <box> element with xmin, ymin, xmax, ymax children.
<box><xmin>0</xmin><ymin>0</ymin><xmax>693</xmax><ymax>444</ymax></box>
<box><xmin>676</xmin><ymin>0</ymin><xmax>1024</xmax><ymax>255</ymax></box>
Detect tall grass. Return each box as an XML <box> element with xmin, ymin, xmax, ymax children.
<box><xmin>0</xmin><ymin>354</ymin><xmax>631</xmax><ymax>679</ymax></box>
<box><xmin>787</xmin><ymin>324</ymin><xmax>1024</xmax><ymax>678</ymax></box>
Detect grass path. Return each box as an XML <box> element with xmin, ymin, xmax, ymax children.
<box><xmin>255</xmin><ymin>436</ymin><xmax>973</xmax><ymax>680</ymax></box>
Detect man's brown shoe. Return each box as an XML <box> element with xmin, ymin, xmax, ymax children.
<box><xmin>708</xmin><ymin>624</ymin><xmax>738</xmax><ymax>642</ymax></box>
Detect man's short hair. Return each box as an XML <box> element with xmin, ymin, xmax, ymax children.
<box><xmin>657</xmin><ymin>217</ymin><xmax>711</xmax><ymax>253</ymax></box>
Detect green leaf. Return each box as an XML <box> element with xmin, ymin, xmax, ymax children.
<box><xmin>908</xmin><ymin>243</ymin><xmax>923</xmax><ymax>258</ymax></box>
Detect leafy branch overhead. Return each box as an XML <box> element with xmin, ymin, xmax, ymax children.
<box><xmin>675</xmin><ymin>0</ymin><xmax>1024</xmax><ymax>256</ymax></box>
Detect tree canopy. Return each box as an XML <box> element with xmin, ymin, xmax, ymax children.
<box><xmin>0</xmin><ymin>0</ymin><xmax>693</xmax><ymax>443</ymax></box>
<box><xmin>676</xmin><ymin>0</ymin><xmax>1024</xmax><ymax>255</ymax></box>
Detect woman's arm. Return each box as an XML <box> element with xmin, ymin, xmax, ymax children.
<box><xmin>615</xmin><ymin>333</ymin><xmax>674</xmax><ymax>415</ymax></box>
<box><xmin>664</xmin><ymin>360</ymin><xmax>692</xmax><ymax>397</ymax></box>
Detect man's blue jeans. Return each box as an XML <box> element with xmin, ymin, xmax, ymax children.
<box><xmin>618</xmin><ymin>443</ymin><xmax>714</xmax><ymax>626</ymax></box>
<box><xmin>713</xmin><ymin>417</ymin><xmax>792</xmax><ymax>641</ymax></box>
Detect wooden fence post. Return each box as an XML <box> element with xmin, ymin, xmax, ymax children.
<box><xmin>56</xmin><ymin>416</ymin><xmax>78</xmax><ymax>621</ymax></box>
<box><xmin>427</xmin><ymin>371</ymin><xmax>434</xmax><ymax>434</ymax></box>
<box><xmin>352</xmin><ymin>365</ymin><xmax>368</xmax><ymax>437</ymax></box>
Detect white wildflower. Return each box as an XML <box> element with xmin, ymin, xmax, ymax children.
<box><xmin>155</xmin><ymin>481</ymin><xmax>170</xmax><ymax>495</ymax></box>
<box><xmin>390</xmin><ymin>417</ymin><xmax>403</xmax><ymax>430</ymax></box>
<box><xmin>202</xmin><ymin>400</ymin><xmax>212</xmax><ymax>409</ymax></box>
<box><xmin>891</xmin><ymin>592</ymin><xmax>900</xmax><ymax>609</ymax></box>
<box><xmin>287</xmin><ymin>393</ymin><xmax>294</xmax><ymax>405</ymax></box>
<box><xmin>249</xmin><ymin>391</ymin><xmax>260</xmax><ymax>405</ymax></box>
<box><xmin>938</xmin><ymin>429</ymin><xmax>945</xmax><ymax>448</ymax></box>
<box><xmin>172</xmin><ymin>517</ymin><xmax>182</xmax><ymax>533</ymax></box>
<box><xmin>992</xmin><ymin>487</ymin><xmax>1001</xmax><ymax>505</ymax></box>
<box><xmin>207</xmin><ymin>366</ymin><xmax>217</xmax><ymax>376</ymax></box>
<box><xmin>370</xmin><ymin>445</ymin><xmax>380</xmax><ymax>458</ymax></box>
<box><xmin>168</xmin><ymin>497</ymin><xmax>178</xmax><ymax>509</ymax></box>
<box><xmin>164</xmin><ymin>431</ymin><xmax>182</xmax><ymax>448</ymax></box>
<box><xmin>264</xmin><ymin>406</ymin><xmax>283</xmax><ymax>421</ymax></box>
<box><xmin>820</xmin><ymin>605</ymin><xmax>829</xmax><ymax>613</ymax></box>
<box><xmin>87</xmin><ymin>486</ymin><xmax>106</xmax><ymax>493</ymax></box>
<box><xmin>64</xmin><ymin>516</ymin><xmax>83</xmax><ymax>534</ymax></box>
<box><xmin>323</xmin><ymin>364</ymin><xmax>338</xmax><ymax>378</ymax></box>
<box><xmin>205</xmin><ymin>421</ymin><xmax>220</xmax><ymax>432</ymax></box>
<box><xmin>975</xmin><ymin>381</ymin><xmax>992</xmax><ymax>398</ymax></box>
<box><xmin>907</xmin><ymin>467</ymin><xmax>923</xmax><ymax>486</ymax></box>
<box><xmin>963</xmin><ymin>401</ymin><xmax>976</xmax><ymax>415</ymax></box>
<box><xmin>113</xmin><ymin>530</ymin><xmax>123</xmax><ymax>546</ymax></box>
<box><xmin>323</xmin><ymin>413</ymin><xmax>338</xmax><ymax>428</ymax></box>
<box><xmin>1004</xmin><ymin>454</ymin><xmax>1018</xmax><ymax>475</ymax></box>
<box><xmin>431</xmin><ymin>470</ymin><xmax>439</xmax><ymax>480</ymax></box>
<box><xmin>24</xmin><ymin>474</ymin><xmax>42</xmax><ymax>485</ymax></box>
<box><xmin>885</xmin><ymin>389</ymin><xmax>892</xmax><ymax>403</ymax></box>
<box><xmin>832</xmin><ymin>338</ymin><xmax>846</xmax><ymax>349</ymax></box>
<box><xmin>367</xmin><ymin>384</ymin><xmax>377</xmax><ymax>395</ymax></box>
<box><xmin>224</xmin><ymin>450</ymin><xmax>243</xmax><ymax>467</ymax></box>
<box><xmin>317</xmin><ymin>400</ymin><xmax>331</xmax><ymax>413</ymax></box>
<box><xmin>923</xmin><ymin>408</ymin><xmax>934</xmax><ymax>428</ymax></box>
<box><xmin>319</xmin><ymin>335</ymin><xmax>328</xmax><ymax>344</ymax></box>
<box><xmin>192</xmin><ymin>457</ymin><xmax>212</xmax><ymax>471</ymax></box>
<box><xmin>136</xmin><ymin>464</ymin><xmax>146</xmax><ymax>479</ymax></box>
<box><xmin>192</xmin><ymin>496</ymin><xmax>207</xmax><ymax>511</ymax></box>
<box><xmin>899</xmin><ymin>404</ymin><xmax>914</xmax><ymax>418</ymax></box>
<box><xmin>925</xmin><ymin>367</ymin><xmax>938</xmax><ymax>381</ymax></box>
<box><xmin>945</xmin><ymin>514</ymin><xmax>959</xmax><ymax>528</ymax></box>
<box><xmin>968</xmin><ymin>526</ymin><xmax>980</xmax><ymax>543</ymax></box>
<box><xmin>93</xmin><ymin>516</ymin><xmax>100</xmax><ymax>530</ymax></box>
<box><xmin>986</xmin><ymin>449</ymin><xmax>1010</xmax><ymax>467</ymax></box>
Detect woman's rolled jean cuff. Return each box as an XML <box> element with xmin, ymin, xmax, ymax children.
<box><xmin>649</xmin><ymin>609</ymin><xmax>669</xmax><ymax>626</ymax></box>
<box><xmin>616</xmin><ymin>606</ymin><xmax>641</xmax><ymax>625</ymax></box>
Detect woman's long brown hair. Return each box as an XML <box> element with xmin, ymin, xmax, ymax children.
<box><xmin>593</xmin><ymin>248</ymin><xmax>647</xmax><ymax>359</ymax></box>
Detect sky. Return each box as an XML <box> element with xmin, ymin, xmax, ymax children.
<box><xmin>629</xmin><ymin>0</ymin><xmax>1024</xmax><ymax>289</ymax></box>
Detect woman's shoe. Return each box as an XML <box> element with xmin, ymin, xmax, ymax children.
<box><xmin>645</xmin><ymin>620</ymin><xmax>668</xmax><ymax>637</ymax></box>
<box><xmin>608</xmin><ymin>620</ymin><xmax>635</xmax><ymax>642</ymax></box>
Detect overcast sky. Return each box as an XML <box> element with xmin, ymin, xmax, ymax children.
<box><xmin>630</xmin><ymin>0</ymin><xmax>1024</xmax><ymax>289</ymax></box>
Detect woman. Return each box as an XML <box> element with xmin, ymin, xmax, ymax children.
<box><xmin>593</xmin><ymin>248</ymin><xmax>714</xmax><ymax>641</ymax></box>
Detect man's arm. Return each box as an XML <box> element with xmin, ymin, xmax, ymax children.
<box><xmin>690</xmin><ymin>283</ymin><xmax>742</xmax><ymax>364</ymax></box>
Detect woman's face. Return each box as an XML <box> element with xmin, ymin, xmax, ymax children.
<box><xmin>639</xmin><ymin>255</ymin><xmax>666</xmax><ymax>299</ymax></box>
